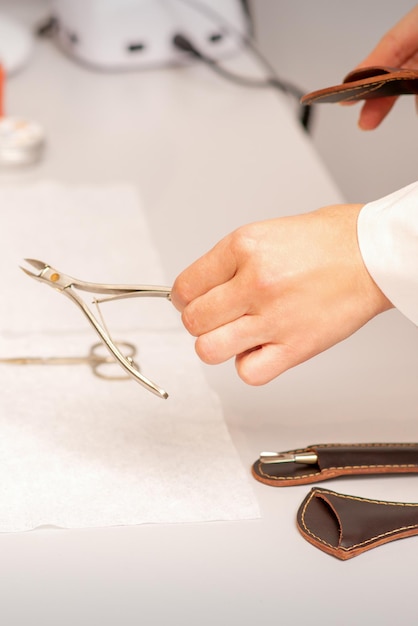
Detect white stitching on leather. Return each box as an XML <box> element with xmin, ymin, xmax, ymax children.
<box><xmin>300</xmin><ymin>489</ymin><xmax>418</xmax><ymax>553</ymax></box>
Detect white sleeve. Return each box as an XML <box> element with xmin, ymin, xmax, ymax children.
<box><xmin>357</xmin><ymin>181</ymin><xmax>418</xmax><ymax>326</ymax></box>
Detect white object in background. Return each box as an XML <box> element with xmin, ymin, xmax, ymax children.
<box><xmin>0</xmin><ymin>12</ymin><xmax>33</xmax><ymax>75</ymax></box>
<box><xmin>50</xmin><ymin>0</ymin><xmax>248</xmax><ymax>70</ymax></box>
<box><xmin>0</xmin><ymin>117</ymin><xmax>45</xmax><ymax>165</ymax></box>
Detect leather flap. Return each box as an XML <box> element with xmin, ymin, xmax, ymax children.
<box><xmin>297</xmin><ymin>488</ymin><xmax>418</xmax><ymax>560</ymax></box>
<box><xmin>301</xmin><ymin>65</ymin><xmax>418</xmax><ymax>105</ymax></box>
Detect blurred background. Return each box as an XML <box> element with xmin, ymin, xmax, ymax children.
<box><xmin>1</xmin><ymin>0</ymin><xmax>417</xmax><ymax>204</ymax></box>
<box><xmin>251</xmin><ymin>0</ymin><xmax>418</xmax><ymax>203</ymax></box>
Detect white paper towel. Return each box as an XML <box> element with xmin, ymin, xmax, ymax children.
<box><xmin>0</xmin><ymin>183</ymin><xmax>260</xmax><ymax>531</ymax></box>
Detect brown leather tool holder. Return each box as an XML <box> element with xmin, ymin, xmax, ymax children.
<box><xmin>252</xmin><ymin>443</ymin><xmax>418</xmax><ymax>559</ymax></box>
<box><xmin>301</xmin><ymin>66</ymin><xmax>418</xmax><ymax>105</ymax></box>
<box><xmin>252</xmin><ymin>443</ymin><xmax>418</xmax><ymax>487</ymax></box>
<box><xmin>297</xmin><ymin>488</ymin><xmax>418</xmax><ymax>560</ymax></box>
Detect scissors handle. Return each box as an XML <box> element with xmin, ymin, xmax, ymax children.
<box><xmin>90</xmin><ymin>341</ymin><xmax>139</xmax><ymax>380</ymax></box>
<box><xmin>0</xmin><ymin>356</ymin><xmax>96</xmax><ymax>365</ymax></box>
<box><xmin>0</xmin><ymin>341</ymin><xmax>138</xmax><ymax>381</ymax></box>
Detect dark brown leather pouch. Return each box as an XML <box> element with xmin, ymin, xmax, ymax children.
<box><xmin>301</xmin><ymin>65</ymin><xmax>418</xmax><ymax>105</ymax></box>
<box><xmin>297</xmin><ymin>487</ymin><xmax>418</xmax><ymax>559</ymax></box>
<box><xmin>252</xmin><ymin>443</ymin><xmax>418</xmax><ymax>487</ymax></box>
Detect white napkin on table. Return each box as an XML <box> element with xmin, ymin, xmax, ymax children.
<box><xmin>0</xmin><ymin>183</ymin><xmax>260</xmax><ymax>531</ymax></box>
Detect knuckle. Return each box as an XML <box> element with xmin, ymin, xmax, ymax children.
<box><xmin>229</xmin><ymin>225</ymin><xmax>257</xmax><ymax>258</ymax></box>
<box><xmin>229</xmin><ymin>226</ymin><xmax>279</xmax><ymax>295</ymax></box>
<box><xmin>171</xmin><ymin>276</ymin><xmax>193</xmax><ymax>311</ymax></box>
<box><xmin>181</xmin><ymin>305</ymin><xmax>199</xmax><ymax>336</ymax></box>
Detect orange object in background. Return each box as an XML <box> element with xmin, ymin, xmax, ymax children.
<box><xmin>0</xmin><ymin>64</ymin><xmax>4</xmax><ymax>117</ymax></box>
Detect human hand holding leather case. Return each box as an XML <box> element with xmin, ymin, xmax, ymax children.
<box><xmin>297</xmin><ymin>487</ymin><xmax>418</xmax><ymax>560</ymax></box>
<box><xmin>252</xmin><ymin>443</ymin><xmax>418</xmax><ymax>487</ymax></box>
<box><xmin>301</xmin><ymin>66</ymin><xmax>418</xmax><ymax>105</ymax></box>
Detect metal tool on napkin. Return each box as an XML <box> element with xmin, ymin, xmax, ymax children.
<box><xmin>21</xmin><ymin>258</ymin><xmax>172</xmax><ymax>398</ymax></box>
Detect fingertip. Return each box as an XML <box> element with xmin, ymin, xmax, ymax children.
<box><xmin>235</xmin><ymin>348</ymin><xmax>263</xmax><ymax>386</ymax></box>
<box><xmin>358</xmin><ymin>109</ymin><xmax>382</xmax><ymax>131</ymax></box>
<box><xmin>195</xmin><ymin>333</ymin><xmax>224</xmax><ymax>365</ymax></box>
<box><xmin>169</xmin><ymin>292</ymin><xmax>183</xmax><ymax>313</ymax></box>
<box><xmin>181</xmin><ymin>304</ymin><xmax>200</xmax><ymax>337</ymax></box>
<box><xmin>357</xmin><ymin>97</ymin><xmax>396</xmax><ymax>130</ymax></box>
<box><xmin>169</xmin><ymin>289</ymin><xmax>182</xmax><ymax>312</ymax></box>
<box><xmin>235</xmin><ymin>346</ymin><xmax>285</xmax><ymax>386</ymax></box>
<box><xmin>170</xmin><ymin>274</ymin><xmax>193</xmax><ymax>312</ymax></box>
<box><xmin>358</xmin><ymin>116</ymin><xmax>377</xmax><ymax>131</ymax></box>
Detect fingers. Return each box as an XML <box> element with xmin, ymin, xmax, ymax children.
<box><xmin>196</xmin><ymin>325</ymin><xmax>314</xmax><ymax>386</ymax></box>
<box><xmin>180</xmin><ymin>274</ymin><xmax>250</xmax><ymax>336</ymax></box>
<box><xmin>195</xmin><ymin>318</ymin><xmax>307</xmax><ymax>386</ymax></box>
<box><xmin>171</xmin><ymin>236</ymin><xmax>238</xmax><ymax>311</ymax></box>
<box><xmin>194</xmin><ymin>314</ymin><xmax>267</xmax><ymax>365</ymax></box>
<box><xmin>346</xmin><ymin>5</ymin><xmax>418</xmax><ymax>129</ymax></box>
<box><xmin>357</xmin><ymin>96</ymin><xmax>397</xmax><ymax>130</ymax></box>
<box><xmin>235</xmin><ymin>343</ymin><xmax>301</xmax><ymax>386</ymax></box>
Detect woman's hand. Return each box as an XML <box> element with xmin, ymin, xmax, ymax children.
<box><xmin>352</xmin><ymin>5</ymin><xmax>418</xmax><ymax>129</ymax></box>
<box><xmin>171</xmin><ymin>204</ymin><xmax>393</xmax><ymax>385</ymax></box>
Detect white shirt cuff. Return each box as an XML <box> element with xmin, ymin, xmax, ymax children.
<box><xmin>357</xmin><ymin>181</ymin><xmax>418</xmax><ymax>326</ymax></box>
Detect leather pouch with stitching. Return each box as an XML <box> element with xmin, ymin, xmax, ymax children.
<box><xmin>297</xmin><ymin>487</ymin><xmax>418</xmax><ymax>560</ymax></box>
<box><xmin>301</xmin><ymin>65</ymin><xmax>418</xmax><ymax>105</ymax></box>
<box><xmin>252</xmin><ymin>443</ymin><xmax>418</xmax><ymax>487</ymax></box>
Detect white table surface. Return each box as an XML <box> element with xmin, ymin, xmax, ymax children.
<box><xmin>1</xmin><ymin>6</ymin><xmax>418</xmax><ymax>625</ymax></box>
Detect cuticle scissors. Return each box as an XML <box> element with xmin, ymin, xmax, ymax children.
<box><xmin>0</xmin><ymin>341</ymin><xmax>139</xmax><ymax>381</ymax></box>
<box><xmin>20</xmin><ymin>258</ymin><xmax>172</xmax><ymax>399</ymax></box>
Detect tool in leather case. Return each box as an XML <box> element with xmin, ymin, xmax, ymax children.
<box><xmin>253</xmin><ymin>443</ymin><xmax>418</xmax><ymax>486</ymax></box>
<box><xmin>300</xmin><ymin>66</ymin><xmax>418</xmax><ymax>105</ymax></box>
<box><xmin>292</xmin><ymin>68</ymin><xmax>418</xmax><ymax>558</ymax></box>
<box><xmin>252</xmin><ymin>443</ymin><xmax>418</xmax><ymax>559</ymax></box>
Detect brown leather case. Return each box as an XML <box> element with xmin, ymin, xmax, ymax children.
<box><xmin>297</xmin><ymin>487</ymin><xmax>418</xmax><ymax>560</ymax></box>
<box><xmin>252</xmin><ymin>443</ymin><xmax>418</xmax><ymax>487</ymax></box>
<box><xmin>301</xmin><ymin>66</ymin><xmax>418</xmax><ymax>105</ymax></box>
